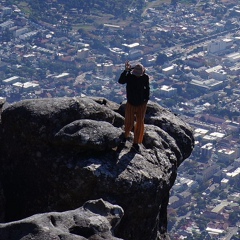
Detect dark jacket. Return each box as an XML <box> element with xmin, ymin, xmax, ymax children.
<box><xmin>118</xmin><ymin>70</ymin><xmax>150</xmax><ymax>106</ymax></box>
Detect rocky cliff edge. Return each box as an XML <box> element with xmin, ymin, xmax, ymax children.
<box><xmin>0</xmin><ymin>97</ymin><xmax>194</xmax><ymax>240</ymax></box>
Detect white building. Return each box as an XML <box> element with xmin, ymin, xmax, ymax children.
<box><xmin>189</xmin><ymin>78</ymin><xmax>224</xmax><ymax>91</ymax></box>
<box><xmin>13</xmin><ymin>81</ymin><xmax>39</xmax><ymax>90</ymax></box>
<box><xmin>226</xmin><ymin>52</ymin><xmax>240</xmax><ymax>62</ymax></box>
<box><xmin>162</xmin><ymin>65</ymin><xmax>176</xmax><ymax>75</ymax></box>
<box><xmin>220</xmin><ymin>178</ymin><xmax>229</xmax><ymax>188</ymax></box>
<box><xmin>210</xmin><ymin>69</ymin><xmax>227</xmax><ymax>81</ymax></box>
<box><xmin>206</xmin><ymin>66</ymin><xmax>227</xmax><ymax>81</ymax></box>
<box><xmin>2</xmin><ymin>76</ymin><xmax>20</xmax><ymax>85</ymax></box>
<box><xmin>202</xmin><ymin>134</ymin><xmax>218</xmax><ymax>143</ymax></box>
<box><xmin>103</xmin><ymin>23</ymin><xmax>122</xmax><ymax>32</ymax></box>
<box><xmin>207</xmin><ymin>38</ymin><xmax>233</xmax><ymax>53</ymax></box>
<box><xmin>210</xmin><ymin>132</ymin><xmax>225</xmax><ymax>140</ymax></box>
<box><xmin>226</xmin><ymin>167</ymin><xmax>240</xmax><ymax>179</ymax></box>
<box><xmin>122</xmin><ymin>42</ymin><xmax>140</xmax><ymax>52</ymax></box>
<box><xmin>159</xmin><ymin>85</ymin><xmax>177</xmax><ymax>97</ymax></box>
<box><xmin>194</xmin><ymin>128</ymin><xmax>209</xmax><ymax>139</ymax></box>
<box><xmin>54</xmin><ymin>73</ymin><xmax>70</xmax><ymax>82</ymax></box>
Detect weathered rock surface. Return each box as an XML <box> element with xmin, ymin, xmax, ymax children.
<box><xmin>0</xmin><ymin>97</ymin><xmax>194</xmax><ymax>240</ymax></box>
<box><xmin>0</xmin><ymin>198</ymin><xmax>124</xmax><ymax>240</ymax></box>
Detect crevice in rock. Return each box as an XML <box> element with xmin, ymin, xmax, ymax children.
<box><xmin>69</xmin><ymin>225</ymin><xmax>95</xmax><ymax>238</ymax></box>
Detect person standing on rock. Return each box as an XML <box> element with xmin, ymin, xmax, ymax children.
<box><xmin>118</xmin><ymin>61</ymin><xmax>150</xmax><ymax>152</ymax></box>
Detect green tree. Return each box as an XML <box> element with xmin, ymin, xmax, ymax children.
<box><xmin>229</xmin><ymin>212</ymin><xmax>239</xmax><ymax>225</ymax></box>
<box><xmin>163</xmin><ymin>98</ymin><xmax>176</xmax><ymax>107</ymax></box>
<box><xmin>156</xmin><ymin>53</ymin><xmax>168</xmax><ymax>65</ymax></box>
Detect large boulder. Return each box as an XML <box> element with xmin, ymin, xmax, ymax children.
<box><xmin>0</xmin><ymin>199</ymin><xmax>124</xmax><ymax>240</ymax></box>
<box><xmin>0</xmin><ymin>97</ymin><xmax>194</xmax><ymax>240</ymax></box>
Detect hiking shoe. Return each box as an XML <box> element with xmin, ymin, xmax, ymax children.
<box><xmin>120</xmin><ymin>133</ymin><xmax>131</xmax><ymax>144</ymax></box>
<box><xmin>131</xmin><ymin>143</ymin><xmax>140</xmax><ymax>153</ymax></box>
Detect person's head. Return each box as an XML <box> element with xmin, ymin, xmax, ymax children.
<box><xmin>132</xmin><ymin>63</ymin><xmax>145</xmax><ymax>77</ymax></box>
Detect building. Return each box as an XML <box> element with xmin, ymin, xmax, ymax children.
<box><xmin>229</xmin><ymin>63</ymin><xmax>240</xmax><ymax>75</ymax></box>
<box><xmin>172</xmin><ymin>177</ymin><xmax>199</xmax><ymax>192</ymax></box>
<box><xmin>202</xmin><ymin>134</ymin><xmax>219</xmax><ymax>143</ymax></box>
<box><xmin>53</xmin><ymin>73</ymin><xmax>70</xmax><ymax>83</ymax></box>
<box><xmin>197</xmin><ymin>164</ymin><xmax>220</xmax><ymax>181</ymax></box>
<box><xmin>233</xmin><ymin>157</ymin><xmax>240</xmax><ymax>168</ymax></box>
<box><xmin>14</xmin><ymin>27</ymin><xmax>29</xmax><ymax>37</ymax></box>
<box><xmin>211</xmin><ymin>201</ymin><xmax>229</xmax><ymax>214</ymax></box>
<box><xmin>102</xmin><ymin>63</ymin><xmax>113</xmax><ymax>75</ymax></box>
<box><xmin>179</xmin><ymin>191</ymin><xmax>191</xmax><ymax>204</ymax></box>
<box><xmin>128</xmin><ymin>49</ymin><xmax>143</xmax><ymax>59</ymax></box>
<box><xmin>194</xmin><ymin>128</ymin><xmax>209</xmax><ymax>140</ymax></box>
<box><xmin>225</xmin><ymin>120</ymin><xmax>240</xmax><ymax>134</ymax></box>
<box><xmin>213</xmin><ymin>171</ymin><xmax>223</xmax><ymax>183</ymax></box>
<box><xmin>226</xmin><ymin>52</ymin><xmax>240</xmax><ymax>62</ymax></box>
<box><xmin>13</xmin><ymin>81</ymin><xmax>39</xmax><ymax>90</ymax></box>
<box><xmin>206</xmin><ymin>227</ymin><xmax>224</xmax><ymax>237</ymax></box>
<box><xmin>0</xmin><ymin>20</ymin><xmax>14</xmax><ymax>31</ymax></box>
<box><xmin>228</xmin><ymin>192</ymin><xmax>240</xmax><ymax>202</ymax></box>
<box><xmin>209</xmin><ymin>69</ymin><xmax>227</xmax><ymax>81</ymax></box>
<box><xmin>210</xmin><ymin>132</ymin><xmax>225</xmax><ymax>140</ymax></box>
<box><xmin>19</xmin><ymin>30</ymin><xmax>38</xmax><ymax>40</ymax></box>
<box><xmin>189</xmin><ymin>78</ymin><xmax>224</xmax><ymax>91</ymax></box>
<box><xmin>185</xmin><ymin>56</ymin><xmax>205</xmax><ymax>68</ymax></box>
<box><xmin>221</xmin><ymin>178</ymin><xmax>229</xmax><ymax>188</ymax></box>
<box><xmin>122</xmin><ymin>42</ymin><xmax>140</xmax><ymax>52</ymax></box>
<box><xmin>159</xmin><ymin>85</ymin><xmax>177</xmax><ymax>97</ymax></box>
<box><xmin>162</xmin><ymin>65</ymin><xmax>176</xmax><ymax>75</ymax></box>
<box><xmin>225</xmin><ymin>167</ymin><xmax>240</xmax><ymax>180</ymax></box>
<box><xmin>77</xmin><ymin>48</ymin><xmax>89</xmax><ymax>59</ymax></box>
<box><xmin>2</xmin><ymin>76</ymin><xmax>20</xmax><ymax>85</ymax></box>
<box><xmin>203</xmin><ymin>183</ymin><xmax>220</xmax><ymax>196</ymax></box>
<box><xmin>169</xmin><ymin>196</ymin><xmax>181</xmax><ymax>208</ymax></box>
<box><xmin>207</xmin><ymin>38</ymin><xmax>233</xmax><ymax>53</ymax></box>
<box><xmin>217</xmin><ymin>148</ymin><xmax>237</xmax><ymax>162</ymax></box>
<box><xmin>201</xmin><ymin>143</ymin><xmax>213</xmax><ymax>158</ymax></box>
<box><xmin>1</xmin><ymin>7</ymin><xmax>12</xmax><ymax>16</ymax></box>
<box><xmin>103</xmin><ymin>23</ymin><xmax>122</xmax><ymax>32</ymax></box>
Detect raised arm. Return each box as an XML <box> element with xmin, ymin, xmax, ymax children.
<box><xmin>118</xmin><ymin>70</ymin><xmax>128</xmax><ymax>84</ymax></box>
<box><xmin>118</xmin><ymin>61</ymin><xmax>132</xmax><ymax>84</ymax></box>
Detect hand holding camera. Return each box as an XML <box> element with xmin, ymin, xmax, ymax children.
<box><xmin>125</xmin><ymin>61</ymin><xmax>132</xmax><ymax>71</ymax></box>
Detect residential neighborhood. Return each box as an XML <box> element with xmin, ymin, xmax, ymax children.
<box><xmin>0</xmin><ymin>0</ymin><xmax>239</xmax><ymax>239</ymax></box>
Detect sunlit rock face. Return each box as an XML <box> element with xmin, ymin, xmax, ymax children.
<box><xmin>0</xmin><ymin>97</ymin><xmax>194</xmax><ymax>240</ymax></box>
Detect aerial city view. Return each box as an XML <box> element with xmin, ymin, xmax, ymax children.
<box><xmin>0</xmin><ymin>0</ymin><xmax>240</xmax><ymax>239</ymax></box>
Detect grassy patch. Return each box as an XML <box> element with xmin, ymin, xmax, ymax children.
<box><xmin>72</xmin><ymin>24</ymin><xmax>95</xmax><ymax>31</ymax></box>
<box><xmin>17</xmin><ymin>1</ymin><xmax>32</xmax><ymax>17</ymax></box>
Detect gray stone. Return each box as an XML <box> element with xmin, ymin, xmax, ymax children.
<box><xmin>0</xmin><ymin>97</ymin><xmax>194</xmax><ymax>240</ymax></box>
<box><xmin>54</xmin><ymin>119</ymin><xmax>123</xmax><ymax>152</ymax></box>
<box><xmin>0</xmin><ymin>199</ymin><xmax>123</xmax><ymax>240</ymax></box>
